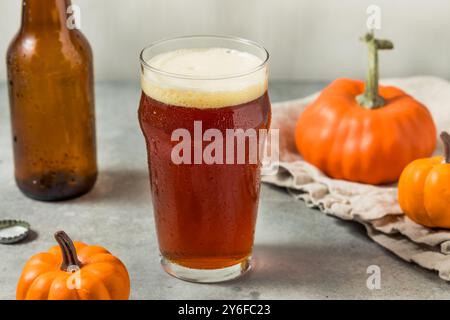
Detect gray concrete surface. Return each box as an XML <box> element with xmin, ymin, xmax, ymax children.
<box><xmin>0</xmin><ymin>81</ymin><xmax>449</xmax><ymax>300</ymax></box>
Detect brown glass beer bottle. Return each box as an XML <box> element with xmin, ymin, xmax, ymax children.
<box><xmin>7</xmin><ymin>0</ymin><xmax>97</xmax><ymax>201</ymax></box>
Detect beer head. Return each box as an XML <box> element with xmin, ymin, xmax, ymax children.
<box><xmin>140</xmin><ymin>39</ymin><xmax>268</xmax><ymax>109</ymax></box>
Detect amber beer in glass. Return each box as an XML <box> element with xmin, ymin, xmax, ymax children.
<box><xmin>7</xmin><ymin>0</ymin><xmax>97</xmax><ymax>201</ymax></box>
<box><xmin>139</xmin><ymin>36</ymin><xmax>271</xmax><ymax>282</ymax></box>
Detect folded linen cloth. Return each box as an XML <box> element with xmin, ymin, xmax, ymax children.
<box><xmin>262</xmin><ymin>76</ymin><xmax>450</xmax><ymax>281</ymax></box>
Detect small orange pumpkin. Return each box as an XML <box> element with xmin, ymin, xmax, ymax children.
<box><xmin>16</xmin><ymin>231</ymin><xmax>130</xmax><ymax>300</ymax></box>
<box><xmin>295</xmin><ymin>32</ymin><xmax>436</xmax><ymax>184</ymax></box>
<box><xmin>398</xmin><ymin>132</ymin><xmax>450</xmax><ymax>228</ymax></box>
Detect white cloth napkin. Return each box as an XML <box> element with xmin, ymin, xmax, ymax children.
<box><xmin>262</xmin><ymin>76</ymin><xmax>450</xmax><ymax>281</ymax></box>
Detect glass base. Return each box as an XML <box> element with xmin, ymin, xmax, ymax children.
<box><xmin>161</xmin><ymin>256</ymin><xmax>251</xmax><ymax>283</ymax></box>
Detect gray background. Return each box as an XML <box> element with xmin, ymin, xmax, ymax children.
<box><xmin>0</xmin><ymin>0</ymin><xmax>450</xmax><ymax>82</ymax></box>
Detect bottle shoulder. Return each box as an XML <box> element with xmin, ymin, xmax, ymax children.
<box><xmin>7</xmin><ymin>29</ymin><xmax>92</xmax><ymax>67</ymax></box>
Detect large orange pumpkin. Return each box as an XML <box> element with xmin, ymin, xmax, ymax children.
<box><xmin>295</xmin><ymin>32</ymin><xmax>436</xmax><ymax>185</ymax></box>
<box><xmin>16</xmin><ymin>231</ymin><xmax>130</xmax><ymax>300</ymax></box>
<box><xmin>398</xmin><ymin>132</ymin><xmax>450</xmax><ymax>228</ymax></box>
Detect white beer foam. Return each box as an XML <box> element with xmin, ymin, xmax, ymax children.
<box><xmin>141</xmin><ymin>48</ymin><xmax>267</xmax><ymax>108</ymax></box>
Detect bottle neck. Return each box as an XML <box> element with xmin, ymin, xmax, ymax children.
<box><xmin>21</xmin><ymin>0</ymin><xmax>71</xmax><ymax>30</ymax></box>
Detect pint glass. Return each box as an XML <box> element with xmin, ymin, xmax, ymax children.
<box><xmin>138</xmin><ymin>36</ymin><xmax>271</xmax><ymax>282</ymax></box>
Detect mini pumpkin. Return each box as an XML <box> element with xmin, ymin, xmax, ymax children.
<box><xmin>398</xmin><ymin>132</ymin><xmax>450</xmax><ymax>228</ymax></box>
<box><xmin>16</xmin><ymin>231</ymin><xmax>130</xmax><ymax>300</ymax></box>
<box><xmin>295</xmin><ymin>32</ymin><xmax>436</xmax><ymax>184</ymax></box>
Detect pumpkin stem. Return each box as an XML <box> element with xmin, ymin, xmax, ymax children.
<box><xmin>441</xmin><ymin>131</ymin><xmax>450</xmax><ymax>164</ymax></box>
<box><xmin>356</xmin><ymin>30</ymin><xmax>393</xmax><ymax>109</ymax></box>
<box><xmin>54</xmin><ymin>231</ymin><xmax>82</xmax><ymax>271</ymax></box>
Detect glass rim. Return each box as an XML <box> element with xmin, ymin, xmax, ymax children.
<box><xmin>139</xmin><ymin>35</ymin><xmax>269</xmax><ymax>80</ymax></box>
